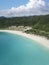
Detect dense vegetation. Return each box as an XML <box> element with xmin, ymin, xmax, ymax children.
<box><xmin>0</xmin><ymin>15</ymin><xmax>49</xmax><ymax>38</ymax></box>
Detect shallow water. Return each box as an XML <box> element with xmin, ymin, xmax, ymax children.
<box><xmin>0</xmin><ymin>32</ymin><xmax>49</xmax><ymax>65</ymax></box>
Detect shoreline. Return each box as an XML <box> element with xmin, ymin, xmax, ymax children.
<box><xmin>0</xmin><ymin>30</ymin><xmax>49</xmax><ymax>48</ymax></box>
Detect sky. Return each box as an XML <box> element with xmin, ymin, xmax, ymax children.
<box><xmin>0</xmin><ymin>0</ymin><xmax>49</xmax><ymax>17</ymax></box>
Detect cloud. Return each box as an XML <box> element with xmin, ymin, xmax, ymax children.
<box><xmin>0</xmin><ymin>0</ymin><xmax>49</xmax><ymax>17</ymax></box>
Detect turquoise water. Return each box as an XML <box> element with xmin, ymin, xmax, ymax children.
<box><xmin>0</xmin><ymin>32</ymin><xmax>49</xmax><ymax>65</ymax></box>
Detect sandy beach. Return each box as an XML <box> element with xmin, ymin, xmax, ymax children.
<box><xmin>0</xmin><ymin>30</ymin><xmax>49</xmax><ymax>48</ymax></box>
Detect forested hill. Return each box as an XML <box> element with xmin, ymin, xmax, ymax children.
<box><xmin>0</xmin><ymin>15</ymin><xmax>49</xmax><ymax>32</ymax></box>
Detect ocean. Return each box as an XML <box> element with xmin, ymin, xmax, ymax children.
<box><xmin>0</xmin><ymin>32</ymin><xmax>49</xmax><ymax>65</ymax></box>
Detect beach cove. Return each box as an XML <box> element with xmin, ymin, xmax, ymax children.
<box><xmin>0</xmin><ymin>30</ymin><xmax>49</xmax><ymax>65</ymax></box>
<box><xmin>0</xmin><ymin>30</ymin><xmax>49</xmax><ymax>48</ymax></box>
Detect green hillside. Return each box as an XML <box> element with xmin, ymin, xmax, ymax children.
<box><xmin>0</xmin><ymin>15</ymin><xmax>49</xmax><ymax>38</ymax></box>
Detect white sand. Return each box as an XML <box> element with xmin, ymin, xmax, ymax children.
<box><xmin>0</xmin><ymin>30</ymin><xmax>49</xmax><ymax>48</ymax></box>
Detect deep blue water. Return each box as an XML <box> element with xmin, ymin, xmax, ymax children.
<box><xmin>0</xmin><ymin>32</ymin><xmax>49</xmax><ymax>65</ymax></box>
